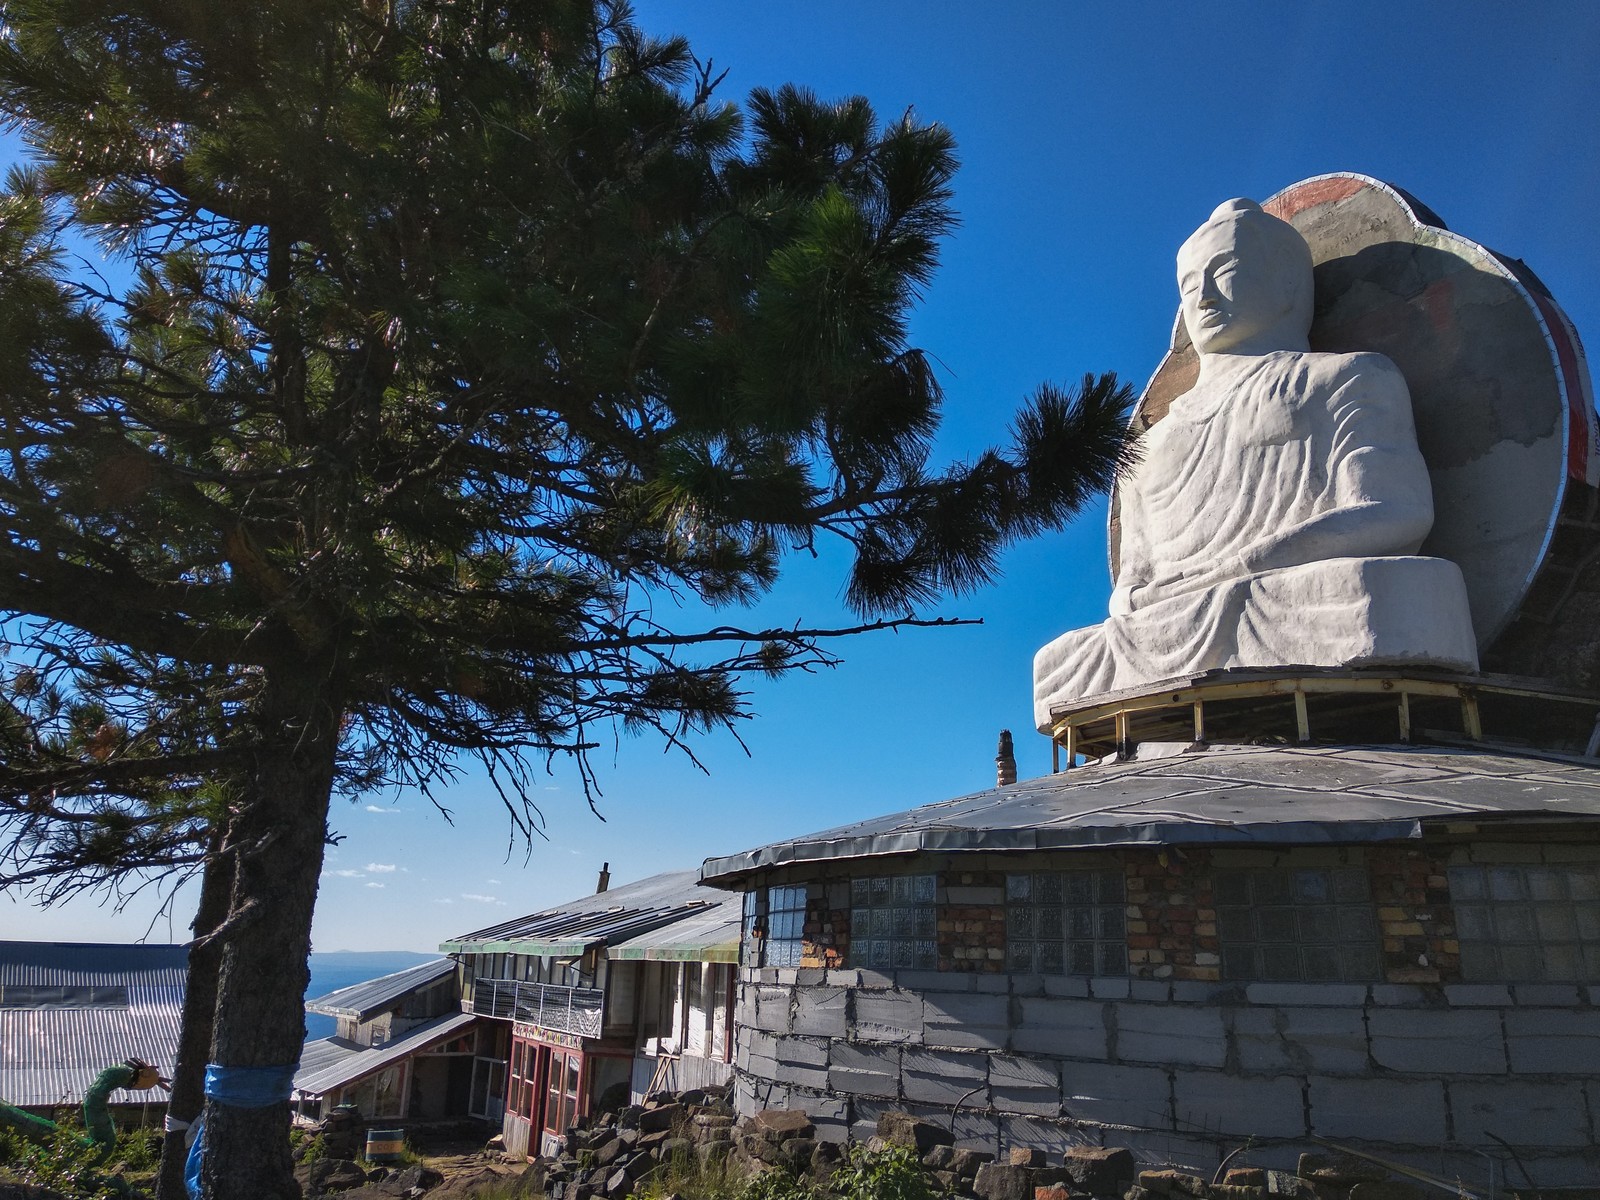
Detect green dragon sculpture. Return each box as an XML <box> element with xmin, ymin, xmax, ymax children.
<box><xmin>0</xmin><ymin>1058</ymin><xmax>167</xmax><ymax>1155</ymax></box>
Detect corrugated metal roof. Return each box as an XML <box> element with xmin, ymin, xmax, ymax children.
<box><xmin>699</xmin><ymin>742</ymin><xmax>1600</xmax><ymax>884</ymax></box>
<box><xmin>293</xmin><ymin>1011</ymin><xmax>476</xmax><ymax>1097</ymax></box>
<box><xmin>304</xmin><ymin>958</ymin><xmax>454</xmax><ymax>1022</ymax></box>
<box><xmin>606</xmin><ymin>893</ymin><xmax>743</xmax><ymax>963</ymax></box>
<box><xmin>440</xmin><ymin>870</ymin><xmax>725</xmax><ymax>956</ymax></box>
<box><xmin>0</xmin><ymin>941</ymin><xmax>186</xmax><ymax>1108</ymax></box>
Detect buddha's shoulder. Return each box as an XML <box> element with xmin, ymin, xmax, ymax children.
<box><xmin>1288</xmin><ymin>349</ymin><xmax>1406</xmax><ymax>391</ymax></box>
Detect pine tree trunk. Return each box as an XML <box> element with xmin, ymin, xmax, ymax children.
<box><xmin>197</xmin><ymin>671</ymin><xmax>340</xmax><ymax>1200</ymax></box>
<box><xmin>154</xmin><ymin>823</ymin><xmax>234</xmax><ymax>1200</ymax></box>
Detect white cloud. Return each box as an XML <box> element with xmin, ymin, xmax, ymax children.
<box><xmin>365</xmin><ymin>863</ymin><xmax>398</xmax><ymax>873</ymax></box>
<box><xmin>330</xmin><ymin>869</ymin><xmax>365</xmax><ymax>878</ymax></box>
<box><xmin>365</xmin><ymin>882</ymin><xmax>386</xmax><ymax>889</ymax></box>
<box><xmin>365</xmin><ymin>804</ymin><xmax>402</xmax><ymax>813</ymax></box>
<box><xmin>432</xmin><ymin>898</ymin><xmax>453</xmax><ymax>905</ymax></box>
<box><xmin>461</xmin><ymin>893</ymin><xmax>503</xmax><ymax>904</ymax></box>
<box><xmin>486</xmin><ymin>879</ymin><xmax>502</xmax><ymax>885</ymax></box>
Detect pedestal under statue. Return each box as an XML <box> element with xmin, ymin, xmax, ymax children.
<box><xmin>1033</xmin><ymin>198</ymin><xmax>1479</xmax><ymax>732</ymax></box>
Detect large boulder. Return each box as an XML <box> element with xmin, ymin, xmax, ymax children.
<box><xmin>638</xmin><ymin>1103</ymin><xmax>684</xmax><ymax>1135</ymax></box>
<box><xmin>949</xmin><ymin>1148</ymin><xmax>995</xmax><ymax>1178</ymax></box>
<box><xmin>972</xmin><ymin>1162</ymin><xmax>1033</xmax><ymax>1200</ymax></box>
<box><xmin>383</xmin><ymin>1164</ymin><xmax>445</xmax><ymax>1193</ymax></box>
<box><xmin>747</xmin><ymin>1109</ymin><xmax>816</xmax><ymax>1143</ymax></box>
<box><xmin>875</xmin><ymin>1111</ymin><xmax>953</xmax><ymax>1155</ymax></box>
<box><xmin>303</xmin><ymin>1156</ymin><xmax>372</xmax><ymax>1196</ymax></box>
<box><xmin>1297</xmin><ymin>1154</ymin><xmax>1387</xmax><ymax>1188</ymax></box>
<box><xmin>1137</xmin><ymin>1170</ymin><xmax>1210</xmax><ymax>1197</ymax></box>
<box><xmin>1063</xmin><ymin>1146</ymin><xmax>1135</xmax><ymax>1194</ymax></box>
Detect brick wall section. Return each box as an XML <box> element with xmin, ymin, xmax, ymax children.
<box><xmin>939</xmin><ymin>870</ymin><xmax>1006</xmax><ymax>973</ymax></box>
<box><xmin>1125</xmin><ymin>850</ymin><xmax>1221</xmax><ymax>982</ymax></box>
<box><xmin>801</xmin><ymin>887</ymin><xmax>848</xmax><ymax>969</ymax></box>
<box><xmin>1368</xmin><ymin>846</ymin><xmax>1460</xmax><ymax>984</ymax></box>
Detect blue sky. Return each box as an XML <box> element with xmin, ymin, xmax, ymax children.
<box><xmin>7</xmin><ymin>2</ymin><xmax>1600</xmax><ymax>950</ymax></box>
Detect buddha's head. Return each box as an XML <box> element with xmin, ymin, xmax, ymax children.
<box><xmin>1177</xmin><ymin>198</ymin><xmax>1313</xmax><ymax>357</ymax></box>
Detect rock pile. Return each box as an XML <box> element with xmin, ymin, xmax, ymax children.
<box><xmin>527</xmin><ymin>1085</ymin><xmax>740</xmax><ymax>1200</ymax></box>
<box><xmin>287</xmin><ymin>1093</ymin><xmax>1436</xmax><ymax>1200</ymax></box>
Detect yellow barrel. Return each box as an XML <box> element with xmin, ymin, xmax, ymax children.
<box><xmin>365</xmin><ymin>1128</ymin><xmax>405</xmax><ymax>1163</ymax></box>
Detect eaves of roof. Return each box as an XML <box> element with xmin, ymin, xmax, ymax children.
<box><xmin>699</xmin><ymin>741</ymin><xmax>1600</xmax><ymax>886</ymax></box>
<box><xmin>293</xmin><ymin>1011</ymin><xmax>476</xmax><ymax>1097</ymax></box>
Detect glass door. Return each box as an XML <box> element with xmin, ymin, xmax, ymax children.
<box><xmin>541</xmin><ymin>1049</ymin><xmax>584</xmax><ymax>1140</ymax></box>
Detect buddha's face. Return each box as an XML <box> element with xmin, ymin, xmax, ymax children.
<box><xmin>1177</xmin><ymin>216</ymin><xmax>1307</xmax><ymax>356</ymax></box>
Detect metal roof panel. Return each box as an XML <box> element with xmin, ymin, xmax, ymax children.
<box><xmin>304</xmin><ymin>958</ymin><xmax>454</xmax><ymax>1022</ymax></box>
<box><xmin>293</xmin><ymin>1011</ymin><xmax>476</xmax><ymax>1096</ymax></box>
<box><xmin>441</xmin><ymin>870</ymin><xmax>728</xmax><ymax>955</ymax></box>
<box><xmin>0</xmin><ymin>942</ymin><xmax>185</xmax><ymax>1107</ymax></box>
<box><xmin>699</xmin><ymin>743</ymin><xmax>1600</xmax><ymax>884</ymax></box>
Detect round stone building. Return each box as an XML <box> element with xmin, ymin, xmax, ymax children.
<box><xmin>698</xmin><ymin>176</ymin><xmax>1600</xmax><ymax>1190</ymax></box>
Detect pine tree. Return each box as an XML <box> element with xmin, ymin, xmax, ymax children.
<box><xmin>0</xmin><ymin>2</ymin><xmax>1132</xmax><ymax>1192</ymax></box>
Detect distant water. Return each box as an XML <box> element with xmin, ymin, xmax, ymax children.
<box><xmin>304</xmin><ymin>951</ymin><xmax>442</xmax><ymax>1042</ymax></box>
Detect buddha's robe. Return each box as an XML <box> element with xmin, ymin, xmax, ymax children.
<box><xmin>1032</xmin><ymin>350</ymin><xmax>1479</xmax><ymax>732</ymax></box>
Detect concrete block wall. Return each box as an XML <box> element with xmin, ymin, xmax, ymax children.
<box><xmin>729</xmin><ymin>966</ymin><xmax>1600</xmax><ymax>1188</ymax></box>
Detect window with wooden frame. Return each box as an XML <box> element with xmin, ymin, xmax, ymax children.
<box><xmin>541</xmin><ymin>1048</ymin><xmax>582</xmax><ymax>1138</ymax></box>
<box><xmin>508</xmin><ymin>1035</ymin><xmax>541</xmax><ymax>1122</ymax></box>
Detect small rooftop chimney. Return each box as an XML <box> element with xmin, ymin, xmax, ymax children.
<box><xmin>995</xmin><ymin>730</ymin><xmax>1017</xmax><ymax>787</ymax></box>
<box><xmin>596</xmin><ymin>862</ymin><xmax>611</xmax><ymax>894</ymax></box>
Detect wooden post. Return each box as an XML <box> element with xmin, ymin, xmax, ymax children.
<box><xmin>1293</xmin><ymin>690</ymin><xmax>1311</xmax><ymax>743</ymax></box>
<box><xmin>1461</xmin><ymin>692</ymin><xmax>1483</xmax><ymax>740</ymax></box>
<box><xmin>1398</xmin><ymin>691</ymin><xmax>1412</xmax><ymax>743</ymax></box>
<box><xmin>1065</xmin><ymin>724</ymin><xmax>1077</xmax><ymax>771</ymax></box>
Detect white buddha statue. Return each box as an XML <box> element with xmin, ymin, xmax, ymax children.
<box><xmin>1032</xmin><ymin>198</ymin><xmax>1479</xmax><ymax>732</ymax></box>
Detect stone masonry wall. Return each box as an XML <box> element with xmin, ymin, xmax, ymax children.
<box><xmin>730</xmin><ymin>966</ymin><xmax>1600</xmax><ymax>1189</ymax></box>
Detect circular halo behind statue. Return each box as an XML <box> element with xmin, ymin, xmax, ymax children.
<box><xmin>1115</xmin><ymin>172</ymin><xmax>1597</xmax><ymax>657</ymax></box>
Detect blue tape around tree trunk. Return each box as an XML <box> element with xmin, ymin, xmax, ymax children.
<box><xmin>186</xmin><ymin>1064</ymin><xmax>299</xmax><ymax>1197</ymax></box>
